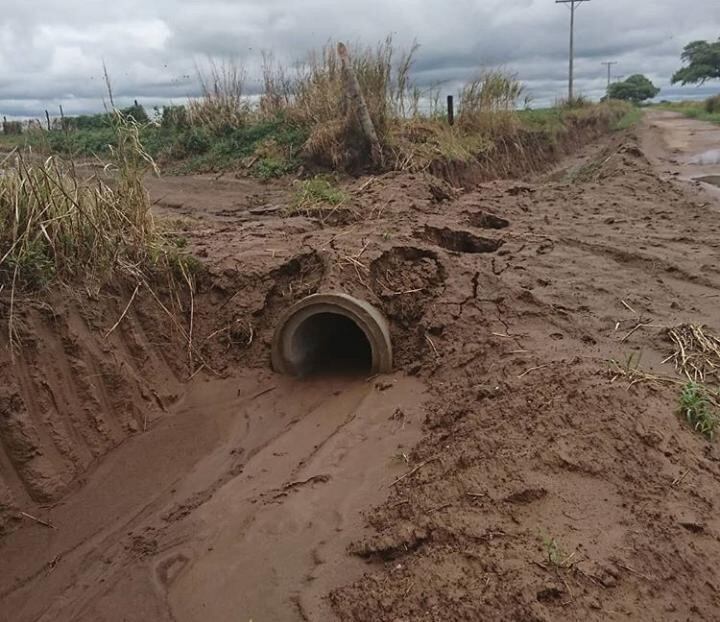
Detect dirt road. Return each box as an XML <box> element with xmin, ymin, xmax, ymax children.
<box><xmin>2</xmin><ymin>111</ymin><xmax>720</xmax><ymax>621</ymax></box>
<box><xmin>642</xmin><ymin>109</ymin><xmax>720</xmax><ymax>196</ymax></box>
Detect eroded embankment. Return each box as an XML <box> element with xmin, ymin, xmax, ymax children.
<box><xmin>0</xmin><ymin>291</ymin><xmax>184</xmax><ymax>535</ymax></box>
<box><xmin>428</xmin><ymin>110</ymin><xmax>625</xmax><ymax>188</ymax></box>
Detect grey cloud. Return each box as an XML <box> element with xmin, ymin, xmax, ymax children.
<box><xmin>1</xmin><ymin>0</ymin><xmax>718</xmax><ymax>119</ymax></box>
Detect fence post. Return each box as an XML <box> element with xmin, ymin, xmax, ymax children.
<box><xmin>447</xmin><ymin>95</ymin><xmax>455</xmax><ymax>126</ymax></box>
<box><xmin>337</xmin><ymin>42</ymin><xmax>384</xmax><ymax>169</ymax></box>
<box><xmin>45</xmin><ymin>110</ymin><xmax>51</xmax><ymax>131</ymax></box>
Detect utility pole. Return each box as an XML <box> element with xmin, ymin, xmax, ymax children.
<box><xmin>556</xmin><ymin>0</ymin><xmax>590</xmax><ymax>101</ymax></box>
<box><xmin>601</xmin><ymin>61</ymin><xmax>618</xmax><ymax>89</ymax></box>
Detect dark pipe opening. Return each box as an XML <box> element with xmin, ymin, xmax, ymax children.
<box><xmin>290</xmin><ymin>312</ymin><xmax>373</xmax><ymax>377</ymax></box>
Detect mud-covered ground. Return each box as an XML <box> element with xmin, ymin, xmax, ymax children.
<box><xmin>1</xmin><ymin>111</ymin><xmax>720</xmax><ymax>621</ymax></box>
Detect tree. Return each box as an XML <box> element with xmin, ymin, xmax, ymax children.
<box><xmin>671</xmin><ymin>39</ymin><xmax>720</xmax><ymax>86</ymax></box>
<box><xmin>607</xmin><ymin>74</ymin><xmax>660</xmax><ymax>103</ymax></box>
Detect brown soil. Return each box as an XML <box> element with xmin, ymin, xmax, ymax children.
<box><xmin>2</xmin><ymin>111</ymin><xmax>720</xmax><ymax>621</ymax></box>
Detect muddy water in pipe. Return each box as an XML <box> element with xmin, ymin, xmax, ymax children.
<box><xmin>272</xmin><ymin>293</ymin><xmax>393</xmax><ymax>377</ymax></box>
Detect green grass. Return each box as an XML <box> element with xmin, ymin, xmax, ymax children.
<box><xmin>290</xmin><ymin>176</ymin><xmax>347</xmax><ymax>214</ymax></box>
<box><xmin>517</xmin><ymin>107</ymin><xmax>564</xmax><ymax>131</ymax></box>
<box><xmin>0</xmin><ymin>116</ymin><xmax>309</xmax><ymax>176</ymax></box>
<box><xmin>678</xmin><ymin>382</ymin><xmax>719</xmax><ymax>440</ymax></box>
<box><xmin>654</xmin><ymin>100</ymin><xmax>720</xmax><ymax>126</ymax></box>
<box><xmin>541</xmin><ymin>536</ymin><xmax>574</xmax><ymax>568</ymax></box>
<box><xmin>612</xmin><ymin>106</ymin><xmax>643</xmax><ymax>130</ymax></box>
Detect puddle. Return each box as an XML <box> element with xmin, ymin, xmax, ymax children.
<box><xmin>695</xmin><ymin>175</ymin><xmax>720</xmax><ymax>188</ymax></box>
<box><xmin>689</xmin><ymin>149</ymin><xmax>720</xmax><ymax>165</ymax></box>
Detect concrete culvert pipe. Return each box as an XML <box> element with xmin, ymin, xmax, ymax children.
<box><xmin>271</xmin><ymin>293</ymin><xmax>393</xmax><ymax>377</ymax></box>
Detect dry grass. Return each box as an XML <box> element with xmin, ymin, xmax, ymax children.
<box><xmin>458</xmin><ymin>70</ymin><xmax>526</xmax><ymax>132</ymax></box>
<box><xmin>164</xmin><ymin>37</ymin><xmax>627</xmax><ymax>174</ymax></box>
<box><xmin>0</xmin><ymin>111</ymin><xmax>201</xmax><ymax>366</ymax></box>
<box><xmin>188</xmin><ymin>59</ymin><xmax>250</xmax><ymax>132</ymax></box>
<box><xmin>609</xmin><ymin>326</ymin><xmax>720</xmax><ymax>440</ymax></box>
<box><xmin>0</xmin><ymin>112</ymin><xmax>187</xmax><ymax>299</ymax></box>
<box><xmin>261</xmin><ymin>36</ymin><xmax>420</xmax><ymax>169</ymax></box>
<box><xmin>665</xmin><ymin>324</ymin><xmax>720</xmax><ymax>383</ymax></box>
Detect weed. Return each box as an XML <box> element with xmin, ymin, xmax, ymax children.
<box><xmin>541</xmin><ymin>536</ymin><xmax>575</xmax><ymax>568</ymax></box>
<box><xmin>458</xmin><ymin>70</ymin><xmax>525</xmax><ymax>131</ymax></box>
<box><xmin>188</xmin><ymin>59</ymin><xmax>250</xmax><ymax>132</ymax></box>
<box><xmin>291</xmin><ymin>177</ymin><xmax>347</xmax><ymax>214</ymax></box>
<box><xmin>0</xmin><ymin>39</ymin><xmax>631</xmax><ymax>176</ymax></box>
<box><xmin>654</xmin><ymin>100</ymin><xmax>720</xmax><ymax>126</ymax></box>
<box><xmin>678</xmin><ymin>382</ymin><xmax>719</xmax><ymax>440</ymax></box>
<box><xmin>252</xmin><ymin>156</ymin><xmax>297</xmax><ymax>180</ymax></box>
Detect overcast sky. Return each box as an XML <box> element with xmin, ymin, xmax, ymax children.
<box><xmin>1</xmin><ymin>0</ymin><xmax>718</xmax><ymax>118</ymax></box>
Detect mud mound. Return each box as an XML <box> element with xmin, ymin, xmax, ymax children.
<box><xmin>263</xmin><ymin>251</ymin><xmax>327</xmax><ymax>318</ymax></box>
<box><xmin>370</xmin><ymin>247</ymin><xmax>445</xmax><ymax>326</ymax></box>
<box><xmin>191</xmin><ymin>250</ymin><xmax>328</xmax><ymax>371</ymax></box>
<box><xmin>572</xmin><ymin>138</ymin><xmax>653</xmax><ymax>183</ymax></box>
<box><xmin>331</xmin><ymin>365</ymin><xmax>720</xmax><ymax>620</ymax></box>
<box><xmin>418</xmin><ymin>225</ymin><xmax>504</xmax><ymax>254</ymax></box>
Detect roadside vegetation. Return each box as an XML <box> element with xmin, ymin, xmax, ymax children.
<box><xmin>656</xmin><ymin>96</ymin><xmax>720</xmax><ymax>125</ymax></box>
<box><xmin>290</xmin><ymin>176</ymin><xmax>347</xmax><ymax>216</ymax></box>
<box><xmin>0</xmin><ymin>38</ymin><xmax>630</xmax><ymax>178</ymax></box>
<box><xmin>611</xmin><ymin>324</ymin><xmax>720</xmax><ymax>441</ymax></box>
<box><xmin>0</xmin><ymin>111</ymin><xmax>195</xmax><ymax>350</ymax></box>
<box><xmin>658</xmin><ymin>37</ymin><xmax>720</xmax><ymax>125</ymax></box>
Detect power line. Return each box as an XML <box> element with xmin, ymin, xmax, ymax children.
<box><xmin>601</xmin><ymin>61</ymin><xmax>618</xmax><ymax>89</ymax></box>
<box><xmin>556</xmin><ymin>0</ymin><xmax>591</xmax><ymax>101</ymax></box>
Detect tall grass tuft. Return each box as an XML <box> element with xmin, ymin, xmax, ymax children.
<box><xmin>261</xmin><ymin>36</ymin><xmax>420</xmax><ymax>168</ymax></box>
<box><xmin>188</xmin><ymin>59</ymin><xmax>250</xmax><ymax>132</ymax></box>
<box><xmin>0</xmin><ymin>112</ymin><xmax>175</xmax><ymax>294</ymax></box>
<box><xmin>458</xmin><ymin>70</ymin><xmax>525</xmax><ymax>132</ymax></box>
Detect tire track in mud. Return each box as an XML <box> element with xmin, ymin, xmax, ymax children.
<box><xmin>561</xmin><ymin>237</ymin><xmax>720</xmax><ymax>290</ymax></box>
<box><xmin>0</xmin><ymin>299</ymin><xmax>182</xmax><ymax>534</ymax></box>
<box><xmin>1</xmin><ymin>372</ymin><xmax>427</xmax><ymax>622</ymax></box>
<box><xmin>165</xmin><ymin>375</ymin><xmax>428</xmax><ymax>622</ymax></box>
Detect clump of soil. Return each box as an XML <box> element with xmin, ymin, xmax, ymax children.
<box><xmin>370</xmin><ymin>247</ymin><xmax>445</xmax><ymax>326</ymax></box>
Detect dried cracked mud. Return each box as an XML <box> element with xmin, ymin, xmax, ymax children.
<box><xmin>2</xmin><ymin>111</ymin><xmax>720</xmax><ymax>621</ymax></box>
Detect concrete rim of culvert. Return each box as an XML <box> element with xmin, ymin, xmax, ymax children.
<box><xmin>271</xmin><ymin>292</ymin><xmax>393</xmax><ymax>376</ymax></box>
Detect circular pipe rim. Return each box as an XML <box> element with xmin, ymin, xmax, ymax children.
<box><xmin>271</xmin><ymin>293</ymin><xmax>393</xmax><ymax>376</ymax></box>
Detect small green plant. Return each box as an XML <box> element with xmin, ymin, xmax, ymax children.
<box><xmin>291</xmin><ymin>176</ymin><xmax>346</xmax><ymax>213</ymax></box>
<box><xmin>542</xmin><ymin>536</ymin><xmax>574</xmax><ymax>568</ymax></box>
<box><xmin>679</xmin><ymin>382</ymin><xmax>719</xmax><ymax>439</ymax></box>
<box><xmin>252</xmin><ymin>155</ymin><xmax>298</xmax><ymax>180</ymax></box>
